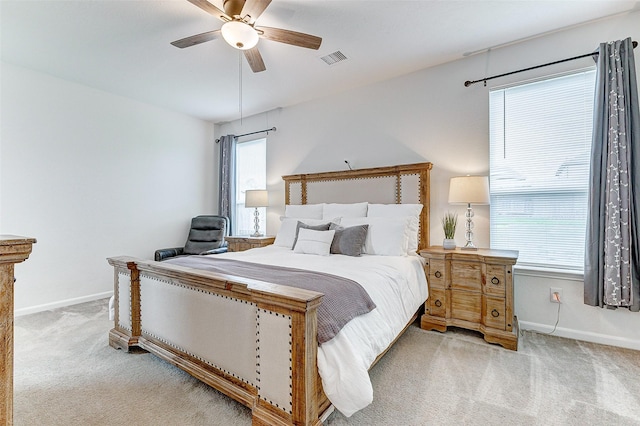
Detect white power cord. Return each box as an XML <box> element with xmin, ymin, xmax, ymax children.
<box><xmin>520</xmin><ymin>292</ymin><xmax>561</xmax><ymax>336</ymax></box>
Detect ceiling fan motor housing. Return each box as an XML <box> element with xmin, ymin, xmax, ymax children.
<box><xmin>223</xmin><ymin>0</ymin><xmax>245</xmax><ymax>17</ymax></box>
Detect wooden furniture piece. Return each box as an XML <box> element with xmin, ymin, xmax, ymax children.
<box><xmin>0</xmin><ymin>235</ymin><xmax>36</xmax><ymax>426</ymax></box>
<box><xmin>419</xmin><ymin>247</ymin><xmax>519</xmax><ymax>350</ymax></box>
<box><xmin>109</xmin><ymin>162</ymin><xmax>432</xmax><ymax>425</ymax></box>
<box><xmin>226</xmin><ymin>235</ymin><xmax>275</xmax><ymax>252</ymax></box>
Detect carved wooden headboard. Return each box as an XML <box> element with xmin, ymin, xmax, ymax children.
<box><xmin>282</xmin><ymin>162</ymin><xmax>432</xmax><ymax>250</ymax></box>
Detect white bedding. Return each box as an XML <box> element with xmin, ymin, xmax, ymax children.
<box><xmin>216</xmin><ymin>245</ymin><xmax>428</xmax><ymax>417</ymax></box>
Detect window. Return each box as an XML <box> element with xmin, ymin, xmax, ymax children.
<box><xmin>489</xmin><ymin>70</ymin><xmax>596</xmax><ymax>270</ymax></box>
<box><xmin>234</xmin><ymin>138</ymin><xmax>266</xmax><ymax>235</ymax></box>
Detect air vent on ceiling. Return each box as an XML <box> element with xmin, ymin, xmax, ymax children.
<box><xmin>320</xmin><ymin>51</ymin><xmax>348</xmax><ymax>66</ymax></box>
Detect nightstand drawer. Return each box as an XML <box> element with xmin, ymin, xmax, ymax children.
<box><xmin>484</xmin><ymin>264</ymin><xmax>507</xmax><ymax>297</ymax></box>
<box><xmin>450</xmin><ymin>290</ymin><xmax>481</xmax><ymax>323</ymax></box>
<box><xmin>451</xmin><ymin>261</ymin><xmax>482</xmax><ymax>292</ymax></box>
<box><xmin>426</xmin><ymin>288</ymin><xmax>446</xmax><ymax>317</ymax></box>
<box><xmin>234</xmin><ymin>242</ymin><xmax>252</xmax><ymax>252</ymax></box>
<box><xmin>484</xmin><ymin>296</ymin><xmax>506</xmax><ymax>330</ymax></box>
<box><xmin>427</xmin><ymin>259</ymin><xmax>446</xmax><ymax>288</ymax></box>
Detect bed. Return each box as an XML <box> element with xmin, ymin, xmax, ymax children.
<box><xmin>108</xmin><ymin>162</ymin><xmax>432</xmax><ymax>425</ymax></box>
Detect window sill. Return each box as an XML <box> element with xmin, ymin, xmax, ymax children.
<box><xmin>513</xmin><ymin>264</ymin><xmax>584</xmax><ymax>282</ymax></box>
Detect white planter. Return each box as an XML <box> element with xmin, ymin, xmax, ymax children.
<box><xmin>443</xmin><ymin>239</ymin><xmax>456</xmax><ymax>250</ymax></box>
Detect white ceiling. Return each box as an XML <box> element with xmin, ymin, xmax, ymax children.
<box><xmin>2</xmin><ymin>0</ymin><xmax>638</xmax><ymax>123</ymax></box>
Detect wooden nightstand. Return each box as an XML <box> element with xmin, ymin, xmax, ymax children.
<box><xmin>225</xmin><ymin>236</ymin><xmax>275</xmax><ymax>252</ymax></box>
<box><xmin>419</xmin><ymin>247</ymin><xmax>519</xmax><ymax>350</ymax></box>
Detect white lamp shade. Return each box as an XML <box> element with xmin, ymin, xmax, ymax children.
<box><xmin>448</xmin><ymin>176</ymin><xmax>490</xmax><ymax>205</ymax></box>
<box><xmin>221</xmin><ymin>21</ymin><xmax>259</xmax><ymax>50</ymax></box>
<box><xmin>245</xmin><ymin>189</ymin><xmax>268</xmax><ymax>208</ymax></box>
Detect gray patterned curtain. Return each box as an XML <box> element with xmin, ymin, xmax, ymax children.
<box><xmin>218</xmin><ymin>135</ymin><xmax>236</xmax><ymax>235</ymax></box>
<box><xmin>584</xmin><ymin>38</ymin><xmax>640</xmax><ymax>311</ymax></box>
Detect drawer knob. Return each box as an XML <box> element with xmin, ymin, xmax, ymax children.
<box><xmin>434</xmin><ymin>299</ymin><xmax>442</xmax><ymax>308</ymax></box>
<box><xmin>434</xmin><ymin>271</ymin><xmax>442</xmax><ymax>278</ymax></box>
<box><xmin>491</xmin><ymin>309</ymin><xmax>500</xmax><ymax>318</ymax></box>
<box><xmin>491</xmin><ymin>277</ymin><xmax>500</xmax><ymax>285</ymax></box>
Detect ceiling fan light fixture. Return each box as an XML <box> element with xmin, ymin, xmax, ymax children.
<box><xmin>221</xmin><ymin>21</ymin><xmax>259</xmax><ymax>50</ymax></box>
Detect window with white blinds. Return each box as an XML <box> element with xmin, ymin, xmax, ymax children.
<box><xmin>234</xmin><ymin>138</ymin><xmax>267</xmax><ymax>235</ymax></box>
<box><xmin>489</xmin><ymin>69</ymin><xmax>596</xmax><ymax>270</ymax></box>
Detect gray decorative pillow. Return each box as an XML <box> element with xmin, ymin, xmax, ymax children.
<box><xmin>329</xmin><ymin>223</ymin><xmax>369</xmax><ymax>256</ymax></box>
<box><xmin>292</xmin><ymin>221</ymin><xmax>331</xmax><ymax>248</ymax></box>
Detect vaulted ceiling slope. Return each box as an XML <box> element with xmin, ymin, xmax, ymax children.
<box><xmin>1</xmin><ymin>1</ymin><xmax>637</xmax><ymax>123</ymax></box>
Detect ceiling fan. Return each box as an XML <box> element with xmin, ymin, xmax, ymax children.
<box><xmin>171</xmin><ymin>0</ymin><xmax>322</xmax><ymax>73</ymax></box>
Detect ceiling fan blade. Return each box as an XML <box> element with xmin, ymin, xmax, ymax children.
<box><xmin>244</xmin><ymin>47</ymin><xmax>266</xmax><ymax>73</ymax></box>
<box><xmin>241</xmin><ymin>0</ymin><xmax>272</xmax><ymax>23</ymax></box>
<box><xmin>257</xmin><ymin>26</ymin><xmax>322</xmax><ymax>50</ymax></box>
<box><xmin>187</xmin><ymin>0</ymin><xmax>230</xmax><ymax>22</ymax></box>
<box><xmin>171</xmin><ymin>30</ymin><xmax>221</xmax><ymax>48</ymax></box>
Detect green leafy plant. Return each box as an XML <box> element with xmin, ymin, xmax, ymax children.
<box><xmin>441</xmin><ymin>211</ymin><xmax>458</xmax><ymax>239</ymax></box>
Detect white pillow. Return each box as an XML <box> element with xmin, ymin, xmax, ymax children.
<box><xmin>367</xmin><ymin>204</ymin><xmax>423</xmax><ymax>253</ymax></box>
<box><xmin>284</xmin><ymin>204</ymin><xmax>324</xmax><ymax>219</ymax></box>
<box><xmin>340</xmin><ymin>216</ymin><xmax>411</xmax><ymax>256</ymax></box>
<box><xmin>322</xmin><ymin>202</ymin><xmax>368</xmax><ymax>220</ymax></box>
<box><xmin>293</xmin><ymin>228</ymin><xmax>335</xmax><ymax>256</ymax></box>
<box><xmin>274</xmin><ymin>217</ymin><xmax>339</xmax><ymax>248</ymax></box>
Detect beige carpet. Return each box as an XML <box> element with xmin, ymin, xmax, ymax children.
<box><xmin>13</xmin><ymin>299</ymin><xmax>640</xmax><ymax>425</ymax></box>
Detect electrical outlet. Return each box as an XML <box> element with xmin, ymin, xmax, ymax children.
<box><xmin>550</xmin><ymin>287</ymin><xmax>563</xmax><ymax>303</ymax></box>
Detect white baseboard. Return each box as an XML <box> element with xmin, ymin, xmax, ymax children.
<box><xmin>14</xmin><ymin>291</ymin><xmax>113</xmax><ymax>317</ymax></box>
<box><xmin>519</xmin><ymin>320</ymin><xmax>640</xmax><ymax>351</ymax></box>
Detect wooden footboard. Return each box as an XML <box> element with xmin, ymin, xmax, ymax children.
<box><xmin>108</xmin><ymin>256</ymin><xmax>328</xmax><ymax>426</ymax></box>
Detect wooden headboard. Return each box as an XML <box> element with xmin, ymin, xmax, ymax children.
<box><xmin>282</xmin><ymin>162</ymin><xmax>432</xmax><ymax>250</ymax></box>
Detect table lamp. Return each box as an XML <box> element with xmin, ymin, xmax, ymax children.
<box><xmin>448</xmin><ymin>176</ymin><xmax>490</xmax><ymax>250</ymax></box>
<box><xmin>245</xmin><ymin>189</ymin><xmax>268</xmax><ymax>237</ymax></box>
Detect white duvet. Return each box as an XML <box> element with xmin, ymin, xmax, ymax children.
<box><xmin>217</xmin><ymin>245</ymin><xmax>428</xmax><ymax>417</ymax></box>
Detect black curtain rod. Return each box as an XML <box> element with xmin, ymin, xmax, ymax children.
<box><xmin>464</xmin><ymin>40</ymin><xmax>638</xmax><ymax>87</ymax></box>
<box><xmin>215</xmin><ymin>127</ymin><xmax>277</xmax><ymax>143</ymax></box>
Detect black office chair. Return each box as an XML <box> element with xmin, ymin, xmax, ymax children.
<box><xmin>155</xmin><ymin>215</ymin><xmax>230</xmax><ymax>261</ymax></box>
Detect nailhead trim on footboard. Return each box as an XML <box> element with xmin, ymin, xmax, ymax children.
<box><xmin>256</xmin><ymin>308</ymin><xmax>294</xmax><ymax>415</ymax></box>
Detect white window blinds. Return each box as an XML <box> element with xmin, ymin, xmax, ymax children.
<box><xmin>234</xmin><ymin>138</ymin><xmax>267</xmax><ymax>235</ymax></box>
<box><xmin>489</xmin><ymin>70</ymin><xmax>596</xmax><ymax>270</ymax></box>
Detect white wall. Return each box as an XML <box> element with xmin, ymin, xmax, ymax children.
<box><xmin>1</xmin><ymin>62</ymin><xmax>216</xmax><ymax>314</ymax></box>
<box><xmin>219</xmin><ymin>13</ymin><xmax>640</xmax><ymax>349</ymax></box>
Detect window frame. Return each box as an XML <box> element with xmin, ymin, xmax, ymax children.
<box><xmin>488</xmin><ymin>68</ymin><xmax>596</xmax><ymax>272</ymax></box>
<box><xmin>232</xmin><ymin>137</ymin><xmax>267</xmax><ymax>236</ymax></box>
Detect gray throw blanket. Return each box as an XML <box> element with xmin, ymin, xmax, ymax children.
<box><xmin>165</xmin><ymin>256</ymin><xmax>376</xmax><ymax>344</ymax></box>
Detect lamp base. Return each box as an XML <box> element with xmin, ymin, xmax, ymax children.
<box><xmin>461</xmin><ymin>240</ymin><xmax>479</xmax><ymax>250</ymax></box>
<box><xmin>252</xmin><ymin>208</ymin><xmax>263</xmax><ymax>238</ymax></box>
<box><xmin>461</xmin><ymin>203</ymin><xmax>479</xmax><ymax>250</ymax></box>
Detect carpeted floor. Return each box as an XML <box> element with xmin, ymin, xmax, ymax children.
<box><xmin>13</xmin><ymin>299</ymin><xmax>640</xmax><ymax>425</ymax></box>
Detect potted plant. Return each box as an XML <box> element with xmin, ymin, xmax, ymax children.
<box><xmin>441</xmin><ymin>211</ymin><xmax>457</xmax><ymax>250</ymax></box>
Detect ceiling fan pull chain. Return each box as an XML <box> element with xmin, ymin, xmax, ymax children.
<box><xmin>239</xmin><ymin>50</ymin><xmax>243</xmax><ymax>125</ymax></box>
